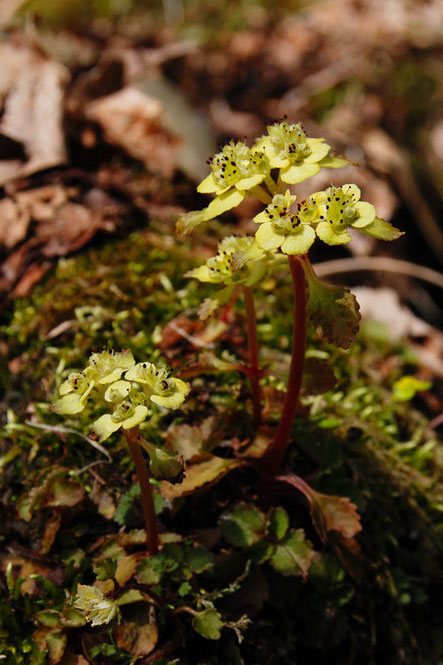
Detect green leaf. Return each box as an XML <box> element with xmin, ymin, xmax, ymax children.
<box><xmin>270</xmin><ymin>529</ymin><xmax>314</xmax><ymax>577</ymax></box>
<box><xmin>318</xmin><ymin>154</ymin><xmax>352</xmax><ymax>168</ymax></box>
<box><xmin>93</xmin><ymin>558</ymin><xmax>117</xmax><ymax>581</ymax></box>
<box><xmin>114</xmin><ymin>483</ymin><xmax>141</xmax><ymax>526</ymax></box>
<box><xmin>146</xmin><ymin>446</ymin><xmax>184</xmax><ymax>482</ymax></box>
<box><xmin>36</xmin><ymin>610</ymin><xmax>62</xmax><ymax>628</ymax></box>
<box><xmin>392</xmin><ymin>376</ymin><xmax>431</xmax><ymax>402</ymax></box>
<box><xmin>221</xmin><ymin>503</ymin><xmax>266</xmax><ymax>548</ymax></box>
<box><xmin>360</xmin><ymin>216</ymin><xmax>403</xmax><ymax>241</ymax></box>
<box><xmin>304</xmin><ymin>260</ymin><xmax>360</xmax><ymax>349</ymax></box>
<box><xmin>135</xmin><ymin>557</ymin><xmax>166</xmax><ymax>585</ymax></box>
<box><xmin>192</xmin><ymin>608</ymin><xmax>224</xmax><ymax>640</ymax></box>
<box><xmin>184</xmin><ymin>546</ymin><xmax>214</xmax><ymax>573</ymax></box>
<box><xmin>267</xmin><ymin>507</ymin><xmax>289</xmax><ymax>541</ymax></box>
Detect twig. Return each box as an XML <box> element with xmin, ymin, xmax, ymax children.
<box><xmin>24</xmin><ymin>421</ymin><xmax>112</xmax><ymax>461</ymax></box>
<box><xmin>313</xmin><ymin>257</ymin><xmax>443</xmax><ymax>290</ymax></box>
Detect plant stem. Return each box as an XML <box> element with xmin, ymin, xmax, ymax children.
<box><xmin>242</xmin><ymin>285</ymin><xmax>262</xmax><ymax>428</ymax></box>
<box><xmin>266</xmin><ymin>254</ymin><xmax>307</xmax><ymax>475</ymax></box>
<box><xmin>124</xmin><ymin>428</ymin><xmax>159</xmax><ymax>556</ymax></box>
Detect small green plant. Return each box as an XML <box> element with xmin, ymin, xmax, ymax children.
<box><xmin>179</xmin><ymin>119</ymin><xmax>402</xmax><ymax>476</ymax></box>
<box><xmin>47</xmin><ymin>119</ymin><xmax>410</xmax><ymax>657</ymax></box>
<box><xmin>54</xmin><ymin>349</ymin><xmax>189</xmax><ymax>555</ymax></box>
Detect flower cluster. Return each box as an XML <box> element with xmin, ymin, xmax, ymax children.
<box><xmin>178</xmin><ymin>120</ymin><xmax>402</xmax><ymax>267</ymax></box>
<box><xmin>54</xmin><ymin>350</ymin><xmax>189</xmax><ymax>442</ymax></box>
<box><xmin>253</xmin><ymin>184</ymin><xmax>402</xmax><ymax>254</ymax></box>
<box><xmin>74</xmin><ymin>585</ymin><xmax>119</xmax><ymax>626</ymax></box>
<box><xmin>186</xmin><ymin>236</ymin><xmax>271</xmax><ymax>287</ymax></box>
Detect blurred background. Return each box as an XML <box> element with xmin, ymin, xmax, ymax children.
<box><xmin>0</xmin><ymin>0</ymin><xmax>442</xmax><ymax>338</ymax></box>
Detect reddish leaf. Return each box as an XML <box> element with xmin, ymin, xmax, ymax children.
<box><xmin>278</xmin><ymin>474</ymin><xmax>362</xmax><ymax>542</ymax></box>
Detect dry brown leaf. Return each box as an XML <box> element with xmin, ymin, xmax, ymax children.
<box><xmin>85</xmin><ymin>87</ymin><xmax>181</xmax><ymax>178</ymax></box>
<box><xmin>161</xmin><ymin>456</ymin><xmax>244</xmax><ymax>499</ymax></box>
<box><xmin>0</xmin><ymin>198</ymin><xmax>30</xmax><ymax>248</ymax></box>
<box><xmin>0</xmin><ymin>40</ymin><xmax>68</xmax><ymax>185</ymax></box>
<box><xmin>40</xmin><ymin>513</ymin><xmax>61</xmax><ymax>555</ymax></box>
<box><xmin>166</xmin><ymin>416</ymin><xmax>220</xmax><ymax>462</ymax></box>
<box><xmin>114</xmin><ymin>604</ymin><xmax>158</xmax><ymax>658</ymax></box>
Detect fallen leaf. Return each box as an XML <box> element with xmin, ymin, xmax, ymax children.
<box><xmin>0</xmin><ymin>197</ymin><xmax>31</xmax><ymax>248</ymax></box>
<box><xmin>85</xmin><ymin>86</ymin><xmax>181</xmax><ymax>179</ymax></box>
<box><xmin>0</xmin><ymin>40</ymin><xmax>68</xmax><ymax>185</ymax></box>
<box><xmin>34</xmin><ymin>627</ymin><xmax>67</xmax><ymax>665</ymax></box>
<box><xmin>161</xmin><ymin>456</ymin><xmax>244</xmax><ymax>499</ymax></box>
<box><xmin>114</xmin><ymin>604</ymin><xmax>158</xmax><ymax>658</ymax></box>
<box><xmin>40</xmin><ymin>513</ymin><xmax>61</xmax><ymax>554</ymax></box>
<box><xmin>165</xmin><ymin>416</ymin><xmax>224</xmax><ymax>461</ymax></box>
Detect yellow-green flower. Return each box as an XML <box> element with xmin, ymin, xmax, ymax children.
<box><xmin>125</xmin><ymin>363</ymin><xmax>189</xmax><ymax>410</ymax></box>
<box><xmin>92</xmin><ymin>400</ymin><xmax>149</xmax><ymax>442</ymax></box>
<box><xmin>74</xmin><ymin>585</ymin><xmax>119</xmax><ymax>626</ymax></box>
<box><xmin>312</xmin><ymin>184</ymin><xmax>402</xmax><ymax>245</ymax></box>
<box><xmin>186</xmin><ymin>236</ymin><xmax>269</xmax><ymax>287</ymax></box>
<box><xmin>256</xmin><ymin>121</ymin><xmax>340</xmax><ymax>185</ymax></box>
<box><xmin>54</xmin><ymin>372</ymin><xmax>96</xmax><ymax>415</ymax></box>
<box><xmin>253</xmin><ymin>190</ymin><xmax>317</xmax><ymax>255</ymax></box>
<box><xmin>196</xmin><ymin>141</ymin><xmax>270</xmax><ymax>221</ymax></box>
<box><xmin>88</xmin><ymin>349</ymin><xmax>135</xmax><ymax>384</ymax></box>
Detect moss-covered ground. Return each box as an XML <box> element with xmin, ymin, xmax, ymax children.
<box><xmin>1</xmin><ymin>224</ymin><xmax>442</xmax><ymax>665</ymax></box>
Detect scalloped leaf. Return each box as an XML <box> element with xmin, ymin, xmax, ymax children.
<box><xmin>192</xmin><ymin>608</ymin><xmax>224</xmax><ymax>640</ymax></box>
<box><xmin>270</xmin><ymin>529</ymin><xmax>314</xmax><ymax>577</ymax></box>
<box><xmin>267</xmin><ymin>506</ymin><xmax>289</xmax><ymax>541</ymax></box>
<box><xmin>220</xmin><ymin>503</ymin><xmax>266</xmax><ymax>548</ymax></box>
<box><xmin>304</xmin><ymin>262</ymin><xmax>360</xmax><ymax>349</ymax></box>
<box><xmin>277</xmin><ymin>474</ymin><xmax>362</xmax><ymax>542</ymax></box>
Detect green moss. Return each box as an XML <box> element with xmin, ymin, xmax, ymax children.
<box><xmin>1</xmin><ymin>228</ymin><xmax>442</xmax><ymax>665</ymax></box>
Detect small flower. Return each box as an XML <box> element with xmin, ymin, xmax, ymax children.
<box><xmin>254</xmin><ymin>190</ymin><xmax>317</xmax><ymax>255</ymax></box>
<box><xmin>312</xmin><ymin>184</ymin><xmax>377</xmax><ymax>245</ymax></box>
<box><xmin>256</xmin><ymin>121</ymin><xmax>335</xmax><ymax>185</ymax></box>
<box><xmin>92</xmin><ymin>400</ymin><xmax>149</xmax><ymax>442</ymax></box>
<box><xmin>88</xmin><ymin>349</ymin><xmax>135</xmax><ymax>385</ymax></box>
<box><xmin>186</xmin><ymin>236</ymin><xmax>270</xmax><ymax>287</ymax></box>
<box><xmin>125</xmin><ymin>363</ymin><xmax>190</xmax><ymax>410</ymax></box>
<box><xmin>196</xmin><ymin>141</ymin><xmax>270</xmax><ymax>221</ymax></box>
<box><xmin>54</xmin><ymin>372</ymin><xmax>95</xmax><ymax>415</ymax></box>
<box><xmin>74</xmin><ymin>585</ymin><xmax>119</xmax><ymax>626</ymax></box>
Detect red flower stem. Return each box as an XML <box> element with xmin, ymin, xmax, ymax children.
<box><xmin>266</xmin><ymin>254</ymin><xmax>307</xmax><ymax>475</ymax></box>
<box><xmin>124</xmin><ymin>428</ymin><xmax>159</xmax><ymax>556</ymax></box>
<box><xmin>242</xmin><ymin>285</ymin><xmax>262</xmax><ymax>428</ymax></box>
